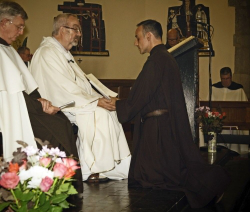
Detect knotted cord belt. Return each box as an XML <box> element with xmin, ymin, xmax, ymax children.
<box><xmin>141</xmin><ymin>109</ymin><xmax>168</xmax><ymax>123</ymax></box>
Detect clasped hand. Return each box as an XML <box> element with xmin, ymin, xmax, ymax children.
<box><xmin>97</xmin><ymin>97</ymin><xmax>118</xmax><ymax>111</ymax></box>
<box><xmin>37</xmin><ymin>98</ymin><xmax>60</xmax><ymax>115</ymax></box>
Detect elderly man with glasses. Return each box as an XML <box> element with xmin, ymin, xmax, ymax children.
<box><xmin>30</xmin><ymin>14</ymin><xmax>131</xmax><ymax>183</ymax></box>
<box><xmin>0</xmin><ymin>1</ymin><xmax>83</xmax><ymax>195</ymax></box>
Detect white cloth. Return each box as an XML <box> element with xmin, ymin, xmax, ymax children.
<box><xmin>211</xmin><ymin>87</ymin><xmax>248</xmax><ymax>101</ymax></box>
<box><xmin>30</xmin><ymin>37</ymin><xmax>131</xmax><ymax>180</ymax></box>
<box><xmin>0</xmin><ymin>43</ymin><xmax>37</xmax><ymax>161</ymax></box>
<box><xmin>200</xmin><ymin>86</ymin><xmax>249</xmax><ymax>154</ymax></box>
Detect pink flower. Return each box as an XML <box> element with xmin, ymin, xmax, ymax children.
<box><xmin>53</xmin><ymin>163</ymin><xmax>67</xmax><ymax>179</ymax></box>
<box><xmin>62</xmin><ymin>158</ymin><xmax>80</xmax><ymax>171</ymax></box>
<box><xmin>39</xmin><ymin>157</ymin><xmax>52</xmax><ymax>167</ymax></box>
<box><xmin>40</xmin><ymin>176</ymin><xmax>53</xmax><ymax>192</ymax></box>
<box><xmin>0</xmin><ymin>172</ymin><xmax>19</xmax><ymax>189</ymax></box>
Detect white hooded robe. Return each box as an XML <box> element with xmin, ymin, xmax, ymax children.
<box><xmin>30</xmin><ymin>37</ymin><xmax>131</xmax><ymax>180</ymax></box>
<box><xmin>0</xmin><ymin>43</ymin><xmax>37</xmax><ymax>161</ymax></box>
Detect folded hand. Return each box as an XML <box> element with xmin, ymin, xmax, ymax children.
<box><xmin>97</xmin><ymin>98</ymin><xmax>116</xmax><ymax>111</ymax></box>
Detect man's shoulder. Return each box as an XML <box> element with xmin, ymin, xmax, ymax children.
<box><xmin>228</xmin><ymin>81</ymin><xmax>244</xmax><ymax>90</ymax></box>
<box><xmin>35</xmin><ymin>43</ymin><xmax>58</xmax><ymax>59</ymax></box>
<box><xmin>212</xmin><ymin>81</ymin><xmax>244</xmax><ymax>90</ymax></box>
<box><xmin>149</xmin><ymin>44</ymin><xmax>173</xmax><ymax>61</ymax></box>
<box><xmin>212</xmin><ymin>82</ymin><xmax>223</xmax><ymax>88</ymax></box>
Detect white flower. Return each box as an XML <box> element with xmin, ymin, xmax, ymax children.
<box><xmin>55</xmin><ymin>158</ymin><xmax>63</xmax><ymax>163</ymax></box>
<box><xmin>19</xmin><ymin>166</ymin><xmax>54</xmax><ymax>188</ymax></box>
<box><xmin>49</xmin><ymin>147</ymin><xmax>66</xmax><ymax>158</ymax></box>
<box><xmin>19</xmin><ymin>169</ymin><xmax>32</xmax><ymax>184</ymax></box>
<box><xmin>39</xmin><ymin>145</ymin><xmax>50</xmax><ymax>157</ymax></box>
<box><xmin>23</xmin><ymin>146</ymin><xmax>39</xmax><ymax>156</ymax></box>
<box><xmin>28</xmin><ymin>177</ymin><xmax>43</xmax><ymax>189</ymax></box>
<box><xmin>28</xmin><ymin>155</ymin><xmax>40</xmax><ymax>165</ymax></box>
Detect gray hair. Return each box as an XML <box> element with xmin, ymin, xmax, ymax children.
<box><xmin>0</xmin><ymin>1</ymin><xmax>28</xmax><ymax>22</ymax></box>
<box><xmin>52</xmin><ymin>13</ymin><xmax>78</xmax><ymax>36</ymax></box>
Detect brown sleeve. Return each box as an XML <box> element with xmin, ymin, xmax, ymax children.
<box><xmin>22</xmin><ymin>91</ymin><xmax>43</xmax><ymax>114</ymax></box>
<box><xmin>28</xmin><ymin>89</ymin><xmax>41</xmax><ymax>99</ymax></box>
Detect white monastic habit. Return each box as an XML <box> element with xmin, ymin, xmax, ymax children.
<box><xmin>30</xmin><ymin>37</ymin><xmax>131</xmax><ymax>180</ymax></box>
<box><xmin>211</xmin><ymin>87</ymin><xmax>248</xmax><ymax>101</ymax></box>
<box><xmin>200</xmin><ymin>85</ymin><xmax>249</xmax><ymax>154</ymax></box>
<box><xmin>0</xmin><ymin>43</ymin><xmax>37</xmax><ymax>161</ymax></box>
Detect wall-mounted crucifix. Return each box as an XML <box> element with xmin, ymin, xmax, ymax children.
<box><xmin>167</xmin><ymin>0</ymin><xmax>214</xmax><ymax>57</ymax></box>
<box><xmin>58</xmin><ymin>0</ymin><xmax>109</xmax><ymax>56</ymax></box>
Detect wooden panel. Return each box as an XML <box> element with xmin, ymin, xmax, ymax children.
<box><xmin>99</xmin><ymin>79</ymin><xmax>135</xmax><ymax>99</ymax></box>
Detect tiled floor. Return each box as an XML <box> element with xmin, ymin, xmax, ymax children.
<box><xmin>65</xmin><ymin>151</ymin><xmax>250</xmax><ymax>212</ymax></box>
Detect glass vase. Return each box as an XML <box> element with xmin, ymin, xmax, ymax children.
<box><xmin>204</xmin><ymin>131</ymin><xmax>217</xmax><ymax>153</ymax></box>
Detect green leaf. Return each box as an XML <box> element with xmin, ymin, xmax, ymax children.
<box><xmin>0</xmin><ymin>202</ymin><xmax>11</xmax><ymax>211</ymax></box>
<box><xmin>59</xmin><ymin>183</ymin><xmax>70</xmax><ymax>192</ymax></box>
<box><xmin>13</xmin><ymin>188</ymin><xmax>23</xmax><ymax>199</ymax></box>
<box><xmin>50</xmin><ymin>194</ymin><xmax>67</xmax><ymax>204</ymax></box>
<box><xmin>67</xmin><ymin>185</ymin><xmax>77</xmax><ymax>195</ymax></box>
<box><xmin>18</xmin><ymin>203</ymin><xmax>28</xmax><ymax>212</ymax></box>
<box><xmin>39</xmin><ymin>192</ymin><xmax>46</xmax><ymax>205</ymax></box>
<box><xmin>19</xmin><ymin>192</ymin><xmax>34</xmax><ymax>201</ymax></box>
<box><xmin>58</xmin><ymin>200</ymin><xmax>69</xmax><ymax>208</ymax></box>
<box><xmin>55</xmin><ymin>190</ymin><xmax>61</xmax><ymax>195</ymax></box>
<box><xmin>37</xmin><ymin>201</ymin><xmax>51</xmax><ymax>212</ymax></box>
<box><xmin>48</xmin><ymin>206</ymin><xmax>63</xmax><ymax>212</ymax></box>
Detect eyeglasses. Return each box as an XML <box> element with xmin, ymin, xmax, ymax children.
<box><xmin>63</xmin><ymin>26</ymin><xmax>81</xmax><ymax>33</ymax></box>
<box><xmin>9</xmin><ymin>20</ymin><xmax>25</xmax><ymax>31</ymax></box>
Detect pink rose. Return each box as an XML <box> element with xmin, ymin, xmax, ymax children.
<box><xmin>40</xmin><ymin>157</ymin><xmax>52</xmax><ymax>167</ymax></box>
<box><xmin>53</xmin><ymin>163</ymin><xmax>67</xmax><ymax>179</ymax></box>
<box><xmin>40</xmin><ymin>176</ymin><xmax>53</xmax><ymax>192</ymax></box>
<box><xmin>62</xmin><ymin>158</ymin><xmax>80</xmax><ymax>171</ymax></box>
<box><xmin>0</xmin><ymin>172</ymin><xmax>19</xmax><ymax>189</ymax></box>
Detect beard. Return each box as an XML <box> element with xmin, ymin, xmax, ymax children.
<box><xmin>71</xmin><ymin>36</ymin><xmax>80</xmax><ymax>46</ymax></box>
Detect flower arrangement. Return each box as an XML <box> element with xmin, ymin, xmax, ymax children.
<box><xmin>195</xmin><ymin>106</ymin><xmax>226</xmax><ymax>135</ymax></box>
<box><xmin>0</xmin><ymin>143</ymin><xmax>80</xmax><ymax>212</ymax></box>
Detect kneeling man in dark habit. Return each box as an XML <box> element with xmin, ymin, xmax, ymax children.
<box><xmin>111</xmin><ymin>19</ymin><xmax>230</xmax><ymax>208</ymax></box>
<box><xmin>0</xmin><ymin>1</ymin><xmax>83</xmax><ymax>194</ymax></box>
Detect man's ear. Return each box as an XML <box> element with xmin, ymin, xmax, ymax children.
<box><xmin>146</xmin><ymin>32</ymin><xmax>152</xmax><ymax>41</ymax></box>
<box><xmin>59</xmin><ymin>26</ymin><xmax>65</xmax><ymax>35</ymax></box>
<box><xmin>0</xmin><ymin>18</ymin><xmax>9</xmax><ymax>28</ymax></box>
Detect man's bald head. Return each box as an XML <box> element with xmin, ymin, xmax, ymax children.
<box><xmin>167</xmin><ymin>28</ymin><xmax>180</xmax><ymax>47</ymax></box>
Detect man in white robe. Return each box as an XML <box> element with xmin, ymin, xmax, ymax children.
<box><xmin>201</xmin><ymin>67</ymin><xmax>248</xmax><ymax>154</ymax></box>
<box><xmin>30</xmin><ymin>14</ymin><xmax>131</xmax><ymax>182</ymax></box>
<box><xmin>0</xmin><ymin>1</ymin><xmax>37</xmax><ymax>161</ymax></box>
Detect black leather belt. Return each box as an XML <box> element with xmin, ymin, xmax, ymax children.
<box><xmin>141</xmin><ymin>109</ymin><xmax>168</xmax><ymax>123</ymax></box>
